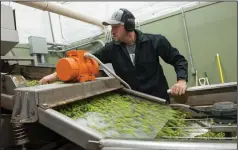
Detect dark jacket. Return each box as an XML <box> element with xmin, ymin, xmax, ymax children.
<box><xmin>93</xmin><ymin>29</ymin><xmax>188</xmax><ymax>103</ymax></box>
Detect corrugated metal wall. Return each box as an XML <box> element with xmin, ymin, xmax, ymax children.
<box><xmin>11</xmin><ymin>2</ymin><xmax>237</xmax><ymax>87</ymax></box>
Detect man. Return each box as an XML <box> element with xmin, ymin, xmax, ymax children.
<box><xmin>40</xmin><ymin>8</ymin><xmax>188</xmax><ymax>103</ymax></box>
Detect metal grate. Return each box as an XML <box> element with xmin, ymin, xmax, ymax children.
<box><xmin>158</xmin><ymin>118</ymin><xmax>237</xmax><ymax>140</ymax></box>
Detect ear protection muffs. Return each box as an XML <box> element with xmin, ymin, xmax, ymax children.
<box><xmin>120</xmin><ymin>8</ymin><xmax>135</xmax><ymax>32</ymax></box>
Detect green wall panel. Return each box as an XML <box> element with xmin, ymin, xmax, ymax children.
<box><xmin>185</xmin><ymin>2</ymin><xmax>237</xmax><ymax>85</ymax></box>
<box><xmin>139</xmin><ymin>2</ymin><xmax>237</xmax><ymax>87</ymax></box>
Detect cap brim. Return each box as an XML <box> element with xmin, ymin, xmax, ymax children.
<box><xmin>102</xmin><ymin>19</ymin><xmax>123</xmax><ymax>26</ymax></box>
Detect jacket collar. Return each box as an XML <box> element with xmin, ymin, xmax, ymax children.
<box><xmin>134</xmin><ymin>29</ymin><xmax>149</xmax><ymax>43</ymax></box>
<box><xmin>113</xmin><ymin>29</ymin><xmax>149</xmax><ymax>45</ymax></box>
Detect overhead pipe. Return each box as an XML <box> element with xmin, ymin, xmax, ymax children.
<box><xmin>47</xmin><ymin>42</ymin><xmax>67</xmax><ymax>47</ymax></box>
<box><xmin>14</xmin><ymin>1</ymin><xmax>104</xmax><ymax>29</ymax></box>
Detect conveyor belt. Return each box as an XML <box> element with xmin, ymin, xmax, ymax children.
<box><xmin>3</xmin><ymin>76</ymin><xmax>237</xmax><ymax>150</ymax></box>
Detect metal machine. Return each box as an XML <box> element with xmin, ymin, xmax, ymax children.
<box><xmin>1</xmin><ymin>3</ymin><xmax>237</xmax><ymax>150</ymax></box>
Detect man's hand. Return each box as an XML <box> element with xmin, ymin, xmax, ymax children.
<box><xmin>39</xmin><ymin>72</ymin><xmax>58</xmax><ymax>85</ymax></box>
<box><xmin>39</xmin><ymin>76</ymin><xmax>51</xmax><ymax>85</ymax></box>
<box><xmin>170</xmin><ymin>80</ymin><xmax>187</xmax><ymax>96</ymax></box>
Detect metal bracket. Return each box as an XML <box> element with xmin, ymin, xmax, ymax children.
<box><xmin>11</xmin><ymin>91</ymin><xmax>38</xmax><ymax>123</ymax></box>
<box><xmin>168</xmin><ymin>82</ymin><xmax>237</xmax><ymax>106</ymax></box>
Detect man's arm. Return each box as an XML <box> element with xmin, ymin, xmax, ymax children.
<box><xmin>92</xmin><ymin>42</ymin><xmax>113</xmax><ymax>64</ymax></box>
<box><xmin>92</xmin><ymin>42</ymin><xmax>113</xmax><ymax>77</ymax></box>
<box><xmin>39</xmin><ymin>72</ymin><xmax>58</xmax><ymax>84</ymax></box>
<box><xmin>156</xmin><ymin>35</ymin><xmax>188</xmax><ymax>96</ymax></box>
<box><xmin>156</xmin><ymin>35</ymin><xmax>188</xmax><ymax>82</ymax></box>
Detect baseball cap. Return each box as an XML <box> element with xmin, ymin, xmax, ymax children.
<box><xmin>102</xmin><ymin>9</ymin><xmax>134</xmax><ymax>26</ymax></box>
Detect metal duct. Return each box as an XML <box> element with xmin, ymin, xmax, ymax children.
<box><xmin>14</xmin><ymin>1</ymin><xmax>104</xmax><ymax>29</ymax></box>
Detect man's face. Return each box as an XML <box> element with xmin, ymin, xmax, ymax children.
<box><xmin>111</xmin><ymin>24</ymin><xmax>127</xmax><ymax>42</ymax></box>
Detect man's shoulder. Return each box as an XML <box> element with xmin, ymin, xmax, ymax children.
<box><xmin>137</xmin><ymin>30</ymin><xmax>169</xmax><ymax>47</ymax></box>
<box><xmin>142</xmin><ymin>32</ymin><xmax>165</xmax><ymax>40</ymax></box>
<box><xmin>135</xmin><ymin>29</ymin><xmax>164</xmax><ymax>42</ymax></box>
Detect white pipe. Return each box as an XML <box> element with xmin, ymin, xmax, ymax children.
<box><xmin>48</xmin><ymin>12</ymin><xmax>55</xmax><ymax>43</ymax></box>
<box><xmin>181</xmin><ymin>6</ymin><xmax>196</xmax><ymax>75</ymax></box>
<box><xmin>15</xmin><ymin>1</ymin><xmax>104</xmax><ymax>29</ymax></box>
<box><xmin>47</xmin><ymin>42</ymin><xmax>67</xmax><ymax>46</ymax></box>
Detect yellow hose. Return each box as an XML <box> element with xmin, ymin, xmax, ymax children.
<box><xmin>216</xmin><ymin>53</ymin><xmax>224</xmax><ymax>83</ymax></box>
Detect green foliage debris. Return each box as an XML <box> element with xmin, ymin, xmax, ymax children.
<box><xmin>25</xmin><ymin>81</ymin><xmax>229</xmax><ymax>140</ymax></box>
<box><xmin>26</xmin><ymin>80</ymin><xmax>40</xmax><ymax>86</ymax></box>
<box><xmin>26</xmin><ymin>80</ymin><xmax>63</xmax><ymax>87</ymax></box>
<box><xmin>155</xmin><ymin>110</ymin><xmax>190</xmax><ymax>138</ymax></box>
<box><xmin>195</xmin><ymin>131</ymin><xmax>225</xmax><ymax>138</ymax></box>
<box><xmin>56</xmin><ymin>93</ymin><xmax>192</xmax><ymax>139</ymax></box>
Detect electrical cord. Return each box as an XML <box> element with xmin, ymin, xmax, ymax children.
<box><xmin>84</xmin><ymin>52</ymin><xmax>131</xmax><ymax>89</ymax></box>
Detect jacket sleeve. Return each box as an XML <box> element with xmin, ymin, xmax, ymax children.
<box><xmin>156</xmin><ymin>35</ymin><xmax>188</xmax><ymax>82</ymax></box>
<box><xmin>92</xmin><ymin>42</ymin><xmax>113</xmax><ymax>64</ymax></box>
